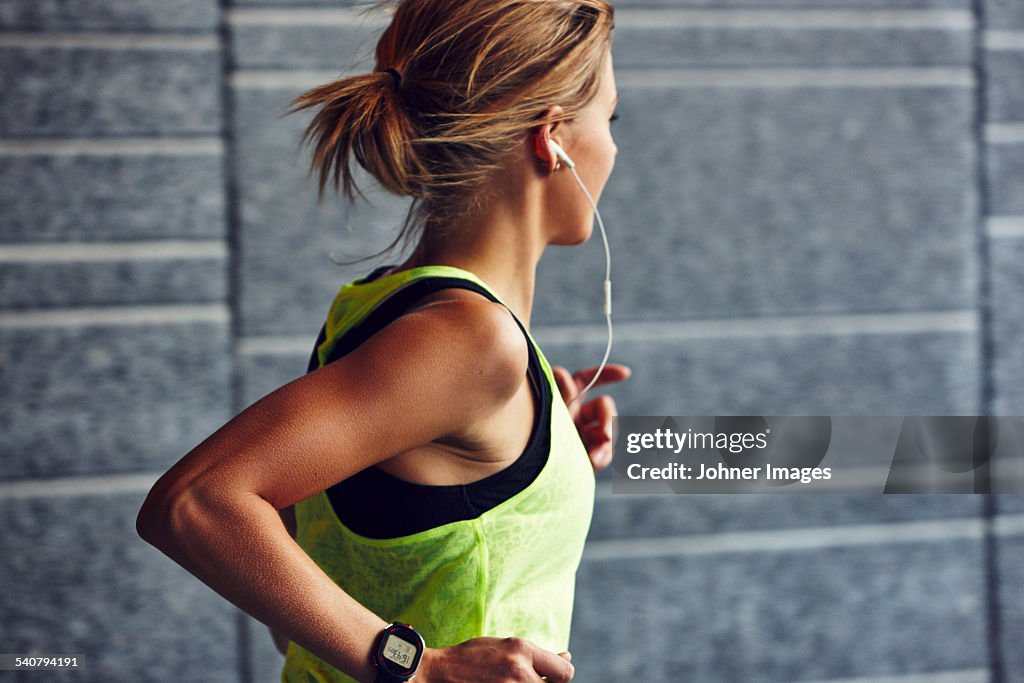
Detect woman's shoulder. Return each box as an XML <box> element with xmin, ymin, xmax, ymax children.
<box><xmin>401</xmin><ymin>288</ymin><xmax>530</xmax><ymax>404</ymax></box>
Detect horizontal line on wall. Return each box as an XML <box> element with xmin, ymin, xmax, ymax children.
<box><xmin>238</xmin><ymin>336</ymin><xmax>316</xmax><ymax>356</ymax></box>
<box><xmin>986</xmin><ymin>122</ymin><xmax>1024</xmax><ymax>144</ymax></box>
<box><xmin>984</xmin><ymin>30</ymin><xmax>1024</xmax><ymax>51</ymax></box>
<box><xmin>800</xmin><ymin>668</ymin><xmax>989</xmax><ymax>683</ymax></box>
<box><xmin>227</xmin><ymin>7</ymin><xmax>389</xmax><ymax>27</ymax></box>
<box><xmin>994</xmin><ymin>514</ymin><xmax>1024</xmax><ymax>537</ymax></box>
<box><xmin>534</xmin><ymin>310</ymin><xmax>977</xmax><ymax>345</ymax></box>
<box><xmin>231</xmin><ymin>69</ymin><xmax>348</xmax><ymax>90</ymax></box>
<box><xmin>0</xmin><ymin>304</ymin><xmax>229</xmax><ymax>328</ymax></box>
<box><xmin>987</xmin><ymin>215</ymin><xmax>1024</xmax><ymax>238</ymax></box>
<box><xmin>0</xmin><ymin>137</ymin><xmax>224</xmax><ymax>157</ymax></box>
<box><xmin>618</xmin><ymin>67</ymin><xmax>973</xmax><ymax>88</ymax></box>
<box><xmin>0</xmin><ymin>240</ymin><xmax>227</xmax><ymax>263</ymax></box>
<box><xmin>582</xmin><ymin>517</ymin><xmax>984</xmax><ymax>559</ymax></box>
<box><xmin>615</xmin><ymin>9</ymin><xmax>972</xmax><ymax>31</ymax></box>
<box><xmin>0</xmin><ymin>32</ymin><xmax>219</xmax><ymax>50</ymax></box>
<box><xmin>0</xmin><ymin>472</ymin><xmax>159</xmax><ymax>500</ymax></box>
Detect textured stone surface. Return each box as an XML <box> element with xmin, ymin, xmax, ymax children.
<box><xmin>239</xmin><ymin>350</ymin><xmax>308</xmax><ymax>407</ymax></box>
<box><xmin>231</xmin><ymin>22</ymin><xmax>379</xmax><ymax>71</ymax></box>
<box><xmin>0</xmin><ymin>493</ymin><xmax>238</xmax><ymax>682</ymax></box>
<box><xmin>232</xmin><ymin>86</ymin><xmax>410</xmax><ymax>337</ymax></box>
<box><xmin>588</xmin><ymin>494</ymin><xmax>982</xmax><ymax>542</ymax></box>
<box><xmin>996</xmin><ymin>494</ymin><xmax>1024</xmax><ymax>514</ymax></box>
<box><xmin>986</xmin><ymin>51</ymin><xmax>1024</xmax><ymax>123</ymax></box>
<box><xmin>992</xmin><ymin>236</ymin><xmax>1024</xmax><ymax>415</ymax></box>
<box><xmin>614</xmin><ymin>25</ymin><xmax>971</xmax><ymax>68</ymax></box>
<box><xmin>986</xmin><ymin>143</ymin><xmax>1024</xmax><ymax>216</ymax></box>
<box><xmin>0</xmin><ymin>1</ymin><xmax>219</xmax><ymax>31</ymax></box>
<box><xmin>0</xmin><ymin>257</ymin><xmax>227</xmax><ymax>308</ymax></box>
<box><xmin>232</xmin><ymin>21</ymin><xmax>970</xmax><ymax>71</ymax></box>
<box><xmin>986</xmin><ymin>0</ymin><xmax>1024</xmax><ymax>28</ymax></box>
<box><xmin>534</xmin><ymin>84</ymin><xmax>978</xmax><ymax>325</ymax></box>
<box><xmin>996</xmin><ymin>530</ymin><xmax>1024</xmax><ymax>683</ymax></box>
<box><xmin>0</xmin><ymin>155</ymin><xmax>226</xmax><ymax>243</ymax></box>
<box><xmin>569</xmin><ymin>537</ymin><xmax>987</xmax><ymax>682</ymax></box>
<box><xmin>1</xmin><ymin>48</ymin><xmax>221</xmax><ymax>137</ymax></box>
<box><xmin>534</xmin><ymin>330</ymin><xmax>980</xmax><ymax>416</ymax></box>
<box><xmin>0</xmin><ymin>321</ymin><xmax>232</xmax><ymax>480</ymax></box>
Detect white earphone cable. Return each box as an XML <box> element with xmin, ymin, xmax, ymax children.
<box><xmin>564</xmin><ymin>162</ymin><xmax>613</xmax><ymax>409</ymax></box>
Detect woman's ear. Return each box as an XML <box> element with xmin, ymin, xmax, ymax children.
<box><xmin>536</xmin><ymin>133</ymin><xmax>561</xmax><ymax>173</ymax></box>
<box><xmin>533</xmin><ymin>105</ymin><xmax>566</xmax><ymax>173</ymax></box>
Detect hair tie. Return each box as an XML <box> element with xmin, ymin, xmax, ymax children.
<box><xmin>384</xmin><ymin>68</ymin><xmax>402</xmax><ymax>88</ymax></box>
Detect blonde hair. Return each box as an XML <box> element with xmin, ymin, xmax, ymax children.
<box><xmin>290</xmin><ymin>0</ymin><xmax>615</xmax><ymax>263</ymax></box>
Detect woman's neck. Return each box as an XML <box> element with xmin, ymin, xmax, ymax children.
<box><xmin>395</xmin><ymin>195</ymin><xmax>548</xmax><ymax>330</ymax></box>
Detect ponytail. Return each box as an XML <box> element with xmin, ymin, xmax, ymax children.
<box><xmin>290</xmin><ymin>69</ymin><xmax>427</xmax><ymax>202</ymax></box>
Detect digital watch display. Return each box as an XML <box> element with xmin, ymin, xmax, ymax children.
<box><xmin>373</xmin><ymin>622</ymin><xmax>425</xmax><ymax>683</ymax></box>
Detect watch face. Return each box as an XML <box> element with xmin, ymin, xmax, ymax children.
<box><xmin>382</xmin><ymin>634</ymin><xmax>417</xmax><ymax>670</ymax></box>
<box><xmin>376</xmin><ymin>623</ymin><xmax>424</xmax><ymax>678</ymax></box>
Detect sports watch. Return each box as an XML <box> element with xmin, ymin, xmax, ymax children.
<box><xmin>373</xmin><ymin>622</ymin><xmax>426</xmax><ymax>683</ymax></box>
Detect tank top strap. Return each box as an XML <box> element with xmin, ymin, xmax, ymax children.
<box><xmin>307</xmin><ymin>271</ymin><xmax>544</xmax><ymax>392</ymax></box>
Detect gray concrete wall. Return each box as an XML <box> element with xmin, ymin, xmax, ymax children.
<box><xmin>1</xmin><ymin>1</ymin><xmax>1021</xmax><ymax>681</ymax></box>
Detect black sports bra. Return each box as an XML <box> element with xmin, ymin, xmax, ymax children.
<box><xmin>305</xmin><ymin>266</ymin><xmax>552</xmax><ymax>539</ymax></box>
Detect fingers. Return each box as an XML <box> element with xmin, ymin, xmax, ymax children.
<box><xmin>541</xmin><ymin>652</ymin><xmax>574</xmax><ymax>682</ymax></box>
<box><xmin>581</xmin><ymin>394</ymin><xmax>616</xmax><ymax>441</ymax></box>
<box><xmin>585</xmin><ymin>436</ymin><xmax>613</xmax><ymax>471</ymax></box>
<box><xmin>583</xmin><ymin>428</ymin><xmax>613</xmax><ymax>471</ymax></box>
<box><xmin>580</xmin><ymin>392</ymin><xmax>615</xmax><ymax>424</ymax></box>
<box><xmin>571</xmin><ymin>363</ymin><xmax>631</xmax><ymax>391</ymax></box>
<box><xmin>579</xmin><ymin>394</ymin><xmax>616</xmax><ymax>471</ymax></box>
<box><xmin>441</xmin><ymin>637</ymin><xmax>574</xmax><ymax>682</ymax></box>
<box><xmin>528</xmin><ymin>641</ymin><xmax>574</xmax><ymax>682</ymax></box>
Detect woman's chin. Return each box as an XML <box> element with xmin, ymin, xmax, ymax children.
<box><xmin>552</xmin><ymin>223</ymin><xmax>594</xmax><ymax>246</ymax></box>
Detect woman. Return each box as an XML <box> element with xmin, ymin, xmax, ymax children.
<box><xmin>136</xmin><ymin>0</ymin><xmax>628</xmax><ymax>681</ymax></box>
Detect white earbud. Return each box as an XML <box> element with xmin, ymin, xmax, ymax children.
<box><xmin>547</xmin><ymin>139</ymin><xmax>575</xmax><ymax>169</ymax></box>
<box><xmin>544</xmin><ymin>139</ymin><xmax>614</xmax><ymax>409</ymax></box>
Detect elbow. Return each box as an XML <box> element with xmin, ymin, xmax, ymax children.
<box><xmin>136</xmin><ymin>487</ymin><xmax>167</xmax><ymax>545</ymax></box>
<box><xmin>136</xmin><ymin>468</ymin><xmax>188</xmax><ymax>545</ymax></box>
<box><xmin>137</xmin><ymin>478</ymin><xmax>253</xmax><ymax>549</ymax></box>
<box><xmin>136</xmin><ymin>489</ymin><xmax>181</xmax><ymax>548</ymax></box>
<box><xmin>136</xmin><ymin>485</ymin><xmax>207</xmax><ymax>549</ymax></box>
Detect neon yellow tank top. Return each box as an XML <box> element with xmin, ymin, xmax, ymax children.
<box><xmin>282</xmin><ymin>265</ymin><xmax>596</xmax><ymax>683</ymax></box>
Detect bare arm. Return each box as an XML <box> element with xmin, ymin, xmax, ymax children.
<box><xmin>269</xmin><ymin>505</ymin><xmax>296</xmax><ymax>656</ymax></box>
<box><xmin>136</xmin><ymin>299</ymin><xmax>528</xmax><ymax>682</ymax></box>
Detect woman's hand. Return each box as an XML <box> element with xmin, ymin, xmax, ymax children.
<box><xmin>552</xmin><ymin>364</ymin><xmax>632</xmax><ymax>472</ymax></box>
<box><xmin>419</xmin><ymin>637</ymin><xmax>573</xmax><ymax>682</ymax></box>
